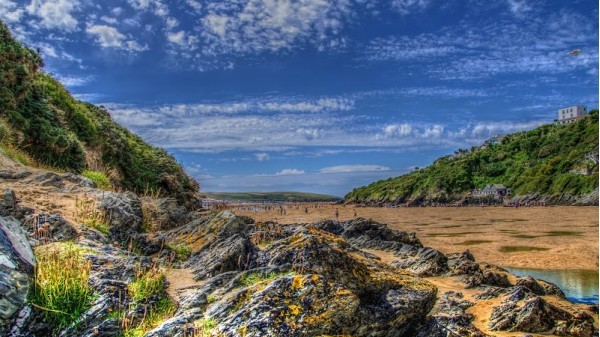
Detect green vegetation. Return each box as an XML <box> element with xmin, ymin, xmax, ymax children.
<box><xmin>238</xmin><ymin>270</ymin><xmax>293</xmax><ymax>287</ymax></box>
<box><xmin>165</xmin><ymin>243</ymin><xmax>192</xmax><ymax>261</ymax></box>
<box><xmin>75</xmin><ymin>196</ymin><xmax>110</xmax><ymax>235</ymax></box>
<box><xmin>0</xmin><ymin>21</ymin><xmax>199</xmax><ymax>208</ymax></box>
<box><xmin>122</xmin><ymin>297</ymin><xmax>176</xmax><ymax>337</ymax></box>
<box><xmin>499</xmin><ymin>246</ymin><xmax>551</xmax><ymax>253</ymax></box>
<box><xmin>208</xmin><ymin>191</ymin><xmax>341</xmax><ymax>202</ymax></box>
<box><xmin>82</xmin><ymin>170</ymin><xmax>111</xmax><ymax>190</ymax></box>
<box><xmin>29</xmin><ymin>243</ymin><xmax>94</xmax><ymax>330</ymax></box>
<box><xmin>345</xmin><ymin>111</ymin><xmax>599</xmax><ymax>204</ymax></box>
<box><xmin>128</xmin><ymin>267</ymin><xmax>166</xmax><ymax>302</ymax></box>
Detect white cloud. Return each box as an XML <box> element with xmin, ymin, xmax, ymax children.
<box><xmin>0</xmin><ymin>0</ymin><xmax>24</xmax><ymax>23</ymax></box>
<box><xmin>86</xmin><ymin>24</ymin><xmax>148</xmax><ymax>52</ymax></box>
<box><xmin>506</xmin><ymin>0</ymin><xmax>533</xmax><ymax>17</ymax></box>
<box><xmin>26</xmin><ymin>0</ymin><xmax>79</xmax><ymax>31</ymax></box>
<box><xmin>200</xmin><ymin>0</ymin><xmax>353</xmax><ymax>55</ymax></box>
<box><xmin>276</xmin><ymin>168</ymin><xmax>305</xmax><ymax>175</ymax></box>
<box><xmin>54</xmin><ymin>74</ymin><xmax>94</xmax><ymax>87</ymax></box>
<box><xmin>100</xmin><ymin>15</ymin><xmax>118</xmax><ymax>24</ymax></box>
<box><xmin>259</xmin><ymin>98</ymin><xmax>353</xmax><ymax>113</ymax></box>
<box><xmin>390</xmin><ymin>0</ymin><xmax>432</xmax><ymax>15</ymax></box>
<box><xmin>111</xmin><ymin>7</ymin><xmax>122</xmax><ymax>16</ymax></box>
<box><xmin>320</xmin><ymin>165</ymin><xmax>390</xmax><ymax>173</ymax></box>
<box><xmin>383</xmin><ymin>123</ymin><xmax>412</xmax><ymax>138</ymax></box>
<box><xmin>255</xmin><ymin>153</ymin><xmax>270</xmax><ymax>161</ymax></box>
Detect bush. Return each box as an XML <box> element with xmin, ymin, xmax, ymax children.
<box><xmin>82</xmin><ymin>170</ymin><xmax>111</xmax><ymax>190</ymax></box>
<box><xmin>29</xmin><ymin>243</ymin><xmax>94</xmax><ymax>330</ymax></box>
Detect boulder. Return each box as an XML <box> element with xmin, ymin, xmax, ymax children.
<box><xmin>489</xmin><ymin>289</ymin><xmax>595</xmax><ymax>336</ymax></box>
<box><xmin>141</xmin><ymin>197</ymin><xmax>190</xmax><ymax>231</ymax></box>
<box><xmin>99</xmin><ymin>191</ymin><xmax>142</xmax><ymax>245</ymax></box>
<box><xmin>0</xmin><ymin>216</ymin><xmax>35</xmax><ymax>334</ymax></box>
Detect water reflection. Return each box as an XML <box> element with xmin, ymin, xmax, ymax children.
<box><xmin>505</xmin><ymin>268</ymin><xmax>598</xmax><ymax>304</ymax></box>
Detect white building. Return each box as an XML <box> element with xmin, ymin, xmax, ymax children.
<box><xmin>556</xmin><ymin>105</ymin><xmax>587</xmax><ymax>125</ymax></box>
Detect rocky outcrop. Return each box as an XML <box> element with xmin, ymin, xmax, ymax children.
<box><xmin>147</xmin><ymin>213</ymin><xmax>438</xmax><ymax>337</ymax></box>
<box><xmin>141</xmin><ymin>197</ymin><xmax>190</xmax><ymax>231</ymax></box>
<box><xmin>0</xmin><ymin>189</ymin><xmax>33</xmax><ymax>219</ymax></box>
<box><xmin>314</xmin><ymin>218</ymin><xmax>448</xmax><ymax>276</ymax></box>
<box><xmin>447</xmin><ymin>251</ymin><xmax>512</xmax><ymax>288</ymax></box>
<box><xmin>489</xmin><ymin>287</ymin><xmax>595</xmax><ymax>336</ymax></box>
<box><xmin>98</xmin><ymin>191</ymin><xmax>142</xmax><ymax>245</ymax></box>
<box><xmin>510</xmin><ymin>188</ymin><xmax>599</xmax><ymax>206</ymax></box>
<box><xmin>417</xmin><ymin>291</ymin><xmax>490</xmax><ymax>337</ymax></box>
<box><xmin>0</xmin><ymin>216</ymin><xmax>35</xmax><ymax>335</ymax></box>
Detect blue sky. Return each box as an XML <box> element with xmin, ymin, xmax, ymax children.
<box><xmin>2</xmin><ymin>0</ymin><xmax>598</xmax><ymax>197</ymax></box>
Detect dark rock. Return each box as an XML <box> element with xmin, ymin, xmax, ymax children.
<box><xmin>489</xmin><ymin>291</ymin><xmax>595</xmax><ymax>336</ymax></box>
<box><xmin>0</xmin><ymin>170</ymin><xmax>32</xmax><ymax>180</ymax></box>
<box><xmin>28</xmin><ymin>172</ymin><xmax>65</xmax><ymax>188</ymax></box>
<box><xmin>59</xmin><ymin>173</ymin><xmax>95</xmax><ymax>188</ymax></box>
<box><xmin>142</xmin><ymin>197</ymin><xmax>190</xmax><ymax>231</ymax></box>
<box><xmin>416</xmin><ymin>291</ymin><xmax>490</xmax><ymax>337</ymax></box>
<box><xmin>475</xmin><ymin>286</ymin><xmax>509</xmax><ymax>300</ymax></box>
<box><xmin>0</xmin><ymin>216</ymin><xmax>35</xmax><ymax>334</ymax></box>
<box><xmin>99</xmin><ymin>191</ymin><xmax>142</xmax><ymax>245</ymax></box>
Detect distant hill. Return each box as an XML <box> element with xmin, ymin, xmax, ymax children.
<box><xmin>345</xmin><ymin>111</ymin><xmax>599</xmax><ymax>205</ymax></box>
<box><xmin>207</xmin><ymin>192</ymin><xmax>341</xmax><ymax>202</ymax></box>
<box><xmin>0</xmin><ymin>21</ymin><xmax>199</xmax><ymax>208</ymax></box>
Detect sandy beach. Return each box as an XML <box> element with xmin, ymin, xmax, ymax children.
<box><xmin>234</xmin><ymin>205</ymin><xmax>599</xmax><ymax>271</ymax></box>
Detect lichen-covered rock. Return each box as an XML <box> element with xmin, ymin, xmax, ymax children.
<box><xmin>99</xmin><ymin>191</ymin><xmax>142</xmax><ymax>244</ymax></box>
<box><xmin>149</xmin><ymin>215</ymin><xmax>437</xmax><ymax>337</ymax></box>
<box><xmin>447</xmin><ymin>252</ymin><xmax>511</xmax><ymax>288</ymax></box>
<box><xmin>417</xmin><ymin>291</ymin><xmax>490</xmax><ymax>337</ymax></box>
<box><xmin>315</xmin><ymin>218</ymin><xmax>447</xmax><ymax>276</ymax></box>
<box><xmin>489</xmin><ymin>288</ymin><xmax>595</xmax><ymax>336</ymax></box>
<box><xmin>0</xmin><ymin>216</ymin><xmax>35</xmax><ymax>334</ymax></box>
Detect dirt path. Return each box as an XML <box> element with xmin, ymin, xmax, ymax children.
<box><xmin>164</xmin><ymin>268</ymin><xmax>204</xmax><ymax>302</ymax></box>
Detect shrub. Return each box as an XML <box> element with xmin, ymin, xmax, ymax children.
<box><xmin>165</xmin><ymin>243</ymin><xmax>192</xmax><ymax>261</ymax></box>
<box><xmin>82</xmin><ymin>170</ymin><xmax>111</xmax><ymax>190</ymax></box>
<box><xmin>29</xmin><ymin>242</ymin><xmax>94</xmax><ymax>330</ymax></box>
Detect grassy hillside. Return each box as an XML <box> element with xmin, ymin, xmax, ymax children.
<box><xmin>208</xmin><ymin>192</ymin><xmax>341</xmax><ymax>202</ymax></box>
<box><xmin>345</xmin><ymin>111</ymin><xmax>599</xmax><ymax>204</ymax></box>
<box><xmin>0</xmin><ymin>21</ymin><xmax>199</xmax><ymax>208</ymax></box>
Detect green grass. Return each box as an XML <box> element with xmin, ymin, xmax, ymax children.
<box><xmin>29</xmin><ymin>242</ymin><xmax>94</xmax><ymax>330</ymax></box>
<box><xmin>75</xmin><ymin>196</ymin><xmax>110</xmax><ymax>235</ymax></box>
<box><xmin>0</xmin><ymin>145</ymin><xmax>32</xmax><ymax>165</ymax></box>
<box><xmin>165</xmin><ymin>243</ymin><xmax>192</xmax><ymax>261</ymax></box>
<box><xmin>82</xmin><ymin>170</ymin><xmax>111</xmax><ymax>190</ymax></box>
<box><xmin>122</xmin><ymin>297</ymin><xmax>176</xmax><ymax>337</ymax></box>
<box><xmin>128</xmin><ymin>267</ymin><xmax>166</xmax><ymax>302</ymax></box>
<box><xmin>499</xmin><ymin>246</ymin><xmax>550</xmax><ymax>253</ymax></box>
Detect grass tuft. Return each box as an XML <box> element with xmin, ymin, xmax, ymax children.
<box><xmin>0</xmin><ymin>145</ymin><xmax>32</xmax><ymax>165</ymax></box>
<box><xmin>29</xmin><ymin>242</ymin><xmax>94</xmax><ymax>330</ymax></box>
<box><xmin>75</xmin><ymin>195</ymin><xmax>111</xmax><ymax>235</ymax></box>
<box><xmin>128</xmin><ymin>267</ymin><xmax>166</xmax><ymax>302</ymax></box>
<box><xmin>82</xmin><ymin>170</ymin><xmax>112</xmax><ymax>190</ymax></box>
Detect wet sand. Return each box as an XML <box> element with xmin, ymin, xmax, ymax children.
<box><xmin>234</xmin><ymin>205</ymin><xmax>599</xmax><ymax>271</ymax></box>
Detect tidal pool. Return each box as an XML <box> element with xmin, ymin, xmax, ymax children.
<box><xmin>505</xmin><ymin>268</ymin><xmax>599</xmax><ymax>304</ymax></box>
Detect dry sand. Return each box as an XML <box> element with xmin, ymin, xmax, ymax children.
<box><xmin>234</xmin><ymin>205</ymin><xmax>599</xmax><ymax>271</ymax></box>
